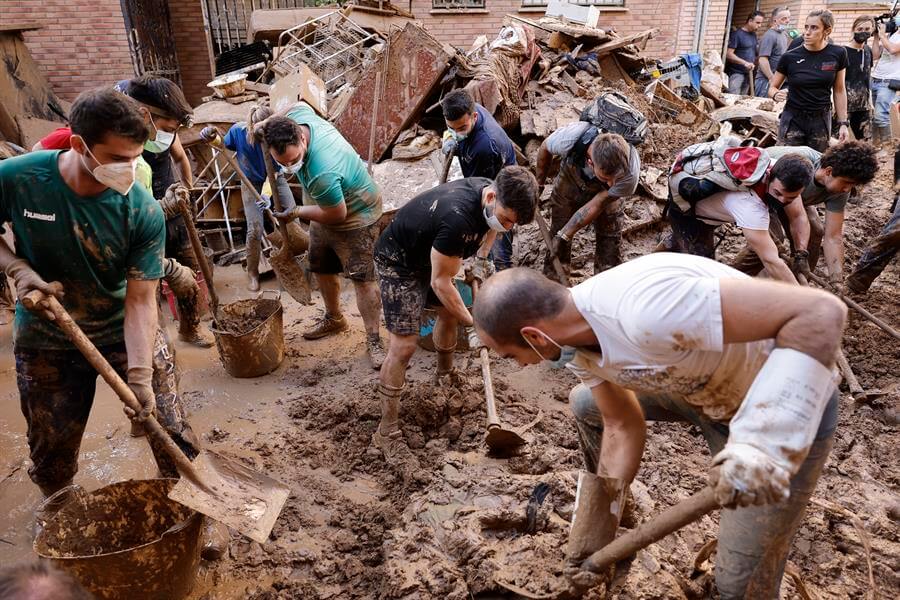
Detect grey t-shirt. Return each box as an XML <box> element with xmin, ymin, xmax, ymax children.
<box><xmin>766</xmin><ymin>146</ymin><xmax>849</xmax><ymax>212</ymax></box>
<box><xmin>756</xmin><ymin>28</ymin><xmax>788</xmax><ymax>82</ymax></box>
<box><xmin>545</xmin><ymin>122</ymin><xmax>641</xmax><ymax>198</ymax></box>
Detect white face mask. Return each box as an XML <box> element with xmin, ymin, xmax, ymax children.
<box><xmin>78</xmin><ymin>140</ymin><xmax>137</xmax><ymax>196</ymax></box>
<box><xmin>483</xmin><ymin>203</ymin><xmax>510</xmax><ymax>233</ymax></box>
<box><xmin>144</xmin><ymin>115</ymin><xmax>175</xmax><ymax>154</ymax></box>
<box><xmin>522</xmin><ymin>328</ymin><xmax>563</xmax><ymax>362</ymax></box>
<box><xmin>278</xmin><ymin>159</ymin><xmax>303</xmax><ymax>175</ymax></box>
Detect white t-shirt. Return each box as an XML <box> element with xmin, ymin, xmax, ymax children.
<box><xmin>873</xmin><ymin>31</ymin><xmax>900</xmax><ymax>80</ymax></box>
<box><xmin>694</xmin><ymin>190</ymin><xmax>770</xmax><ymax>229</ymax></box>
<box><xmin>566</xmin><ymin>253</ymin><xmax>774</xmax><ymax>422</ymax></box>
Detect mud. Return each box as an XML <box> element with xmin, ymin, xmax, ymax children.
<box><xmin>0</xmin><ymin>158</ymin><xmax>897</xmax><ymax>600</ymax></box>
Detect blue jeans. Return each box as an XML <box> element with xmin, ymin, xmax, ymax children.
<box><xmin>570</xmin><ymin>383</ymin><xmax>838</xmax><ymax>599</ymax></box>
<box><xmin>489</xmin><ymin>231</ymin><xmax>514</xmax><ymax>271</ymax></box>
<box><xmin>754</xmin><ymin>77</ymin><xmax>770</xmax><ymax>98</ymax></box>
<box><xmin>727</xmin><ymin>72</ymin><xmax>751</xmax><ymax>95</ymax></box>
<box><xmin>872</xmin><ymin>79</ymin><xmax>899</xmax><ymax>128</ymax></box>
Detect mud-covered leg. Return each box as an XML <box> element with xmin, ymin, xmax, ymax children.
<box><xmin>0</xmin><ymin>273</ymin><xmax>13</xmax><ymax>325</ymax></box>
<box><xmin>593</xmin><ymin>199</ymin><xmax>622</xmax><ymax>273</ymax></box>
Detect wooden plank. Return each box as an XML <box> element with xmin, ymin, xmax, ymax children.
<box><xmin>0</xmin><ymin>23</ymin><xmax>44</xmax><ymax>33</ymax></box>
<box><xmin>590</xmin><ymin>29</ymin><xmax>659</xmax><ymax>57</ymax></box>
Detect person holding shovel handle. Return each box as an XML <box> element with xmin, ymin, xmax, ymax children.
<box><xmin>472</xmin><ymin>253</ymin><xmax>845</xmax><ymax>598</ymax></box>
<box><xmin>0</xmin><ymin>89</ymin><xmax>200</xmax><ymax>504</ymax></box>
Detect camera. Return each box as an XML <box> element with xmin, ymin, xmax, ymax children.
<box><xmin>875</xmin><ymin>11</ymin><xmax>899</xmax><ymax>35</ymax></box>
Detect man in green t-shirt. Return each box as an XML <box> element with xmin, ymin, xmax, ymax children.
<box><xmin>260</xmin><ymin>103</ymin><xmax>385</xmax><ymax>369</ymax></box>
<box><xmin>0</xmin><ymin>89</ymin><xmax>198</xmax><ymax>498</ymax></box>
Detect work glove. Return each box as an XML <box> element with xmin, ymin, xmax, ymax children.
<box><xmin>709</xmin><ymin>445</ymin><xmax>792</xmax><ymax>507</ymax></box>
<box><xmin>124</xmin><ymin>366</ymin><xmax>156</xmax><ymax>423</ymax></box>
<box><xmin>160</xmin><ymin>183</ymin><xmax>190</xmax><ymax>220</ymax></box>
<box><xmin>791</xmin><ymin>249</ymin><xmax>811</xmax><ymax>276</ymax></box>
<box><xmin>273</xmin><ymin>206</ymin><xmax>301</xmax><ymax>224</ymax></box>
<box><xmin>441</xmin><ymin>131</ymin><xmax>457</xmax><ymax>155</ymax></box>
<box><xmin>163</xmin><ymin>258</ymin><xmax>198</xmax><ymax>298</ymax></box>
<box><xmin>5</xmin><ymin>259</ymin><xmax>62</xmax><ymax>319</ymax></box>
<box><xmin>200</xmin><ymin>126</ymin><xmax>221</xmax><ymax>144</ymax></box>
<box><xmin>471</xmin><ymin>256</ymin><xmax>494</xmax><ymax>284</ymax></box>
<box><xmin>550</xmin><ymin>233</ymin><xmax>567</xmax><ymax>258</ymax></box>
<box><xmin>467</xmin><ymin>327</ymin><xmax>485</xmax><ymax>351</ymax></box>
<box><xmin>255</xmin><ymin>193</ymin><xmax>272</xmax><ymax>213</ymax></box>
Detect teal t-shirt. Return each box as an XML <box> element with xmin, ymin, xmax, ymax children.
<box><xmin>285</xmin><ymin>103</ymin><xmax>382</xmax><ymax>231</ymax></box>
<box><xmin>0</xmin><ymin>151</ymin><xmax>165</xmax><ymax>349</ymax></box>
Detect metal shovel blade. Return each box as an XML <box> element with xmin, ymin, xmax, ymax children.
<box><xmin>267</xmin><ymin>246</ymin><xmax>313</xmax><ymax>305</ymax></box>
<box><xmin>485</xmin><ymin>425</ymin><xmax>527</xmax><ymax>455</ymax></box>
<box><xmin>168</xmin><ymin>450</ymin><xmax>290</xmax><ymax>544</ymax></box>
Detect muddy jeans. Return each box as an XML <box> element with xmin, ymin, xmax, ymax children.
<box><xmin>15</xmin><ymin>326</ymin><xmax>199</xmax><ymax>495</ymax></box>
<box><xmin>658</xmin><ymin>204</ymin><xmax>719</xmax><ymax>258</ymax></box>
<box><xmin>847</xmin><ymin>197</ymin><xmax>900</xmax><ymax>291</ymax></box>
<box><xmin>545</xmin><ymin>162</ymin><xmax>623</xmax><ymax>279</ymax></box>
<box><xmin>490</xmin><ymin>231</ymin><xmax>514</xmax><ymax>271</ymax></box>
<box><xmin>569</xmin><ymin>383</ymin><xmax>837</xmax><ymax>599</ymax></box>
<box><xmin>778</xmin><ymin>107</ymin><xmax>832</xmax><ymax>153</ymax></box>
<box><xmin>731</xmin><ymin>205</ymin><xmax>823</xmax><ymax>275</ymax></box>
<box><xmin>165</xmin><ymin>215</ymin><xmax>203</xmax><ymax>337</ymax></box>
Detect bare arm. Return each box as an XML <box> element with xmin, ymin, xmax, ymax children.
<box><xmin>873</xmin><ymin>32</ymin><xmax>883</xmax><ymax>61</ymax></box>
<box><xmin>782</xmin><ymin>196</ymin><xmax>810</xmax><ymax>252</ymax></box>
<box><xmin>833</xmin><ymin>69</ymin><xmax>849</xmax><ymax>122</ymax></box>
<box><xmin>767</xmin><ymin>72</ymin><xmax>787</xmax><ymax>102</ymax></box>
<box><xmin>591</xmin><ymin>381</ymin><xmax>647</xmax><ymax>482</ymax></box>
<box><xmin>535</xmin><ymin>141</ymin><xmax>553</xmax><ymax>186</ymax></box>
<box><xmin>430</xmin><ymin>249</ymin><xmax>473</xmax><ymax>326</ymax></box>
<box><xmin>725</xmin><ymin>48</ymin><xmax>753</xmax><ymax>70</ymax></box>
<box><xmin>719</xmin><ymin>277</ymin><xmax>846</xmax><ymax>367</ymax></box>
<box><xmin>170</xmin><ymin>136</ymin><xmax>193</xmax><ymax>187</ymax></box>
<box><xmin>558</xmin><ymin>190</ymin><xmax>613</xmax><ymax>240</ymax></box>
<box><xmin>124</xmin><ymin>279</ymin><xmax>159</xmax><ymax>372</ymax></box>
<box><xmin>291</xmin><ymin>201</ymin><xmax>347</xmax><ymax>225</ymax></box>
<box><xmin>476</xmin><ymin>230</ymin><xmax>498</xmax><ymax>259</ymax></box>
<box><xmin>878</xmin><ymin>29</ymin><xmax>900</xmax><ymax>54</ymax></box>
<box><xmin>758</xmin><ymin>55</ymin><xmax>774</xmax><ymax>80</ymax></box>
<box><xmin>743</xmin><ymin>227</ymin><xmax>798</xmax><ymax>284</ymax></box>
<box><xmin>821</xmin><ymin>209</ymin><xmax>846</xmax><ymax>280</ymax></box>
<box><xmin>0</xmin><ymin>237</ymin><xmax>17</xmax><ymax>272</ymax></box>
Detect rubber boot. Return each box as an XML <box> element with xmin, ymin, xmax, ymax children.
<box><xmin>372</xmin><ymin>383</ymin><xmax>410</xmax><ymax>464</ymax></box>
<box><xmin>435</xmin><ymin>344</ymin><xmax>456</xmax><ymax>377</ymax></box>
<box><xmin>566</xmin><ymin>471</ymin><xmax>628</xmax><ymax>562</ymax></box>
<box><xmin>246</xmin><ymin>238</ymin><xmax>261</xmax><ymax>292</ymax></box>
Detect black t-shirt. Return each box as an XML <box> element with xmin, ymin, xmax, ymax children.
<box><xmin>777</xmin><ymin>44</ymin><xmax>848</xmax><ymax>111</ymax></box>
<box><xmin>844</xmin><ymin>45</ymin><xmax>873</xmax><ymax>112</ymax></box>
<box><xmin>375</xmin><ymin>178</ymin><xmax>491</xmax><ymax>277</ymax></box>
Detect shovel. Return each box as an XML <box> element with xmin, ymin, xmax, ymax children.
<box><xmin>258</xmin><ymin>141</ymin><xmax>313</xmax><ymax>305</ymax></box>
<box><xmin>23</xmin><ymin>290</ymin><xmax>290</xmax><ymax>544</ymax></box>
<box><xmin>471</xmin><ymin>280</ymin><xmax>527</xmax><ymax>454</ymax></box>
<box><xmin>535</xmin><ymin>210</ymin><xmax>570</xmax><ymax>286</ymax></box>
<box><xmin>177</xmin><ymin>193</ymin><xmax>221</xmax><ymax>321</ymax></box>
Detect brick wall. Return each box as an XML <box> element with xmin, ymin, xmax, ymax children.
<box><xmin>0</xmin><ymin>0</ymin><xmax>135</xmax><ymax>102</ymax></box>
<box><xmin>167</xmin><ymin>0</ymin><xmax>214</xmax><ymax>106</ymax></box>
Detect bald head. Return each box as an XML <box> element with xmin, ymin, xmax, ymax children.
<box><xmin>474</xmin><ymin>267</ymin><xmax>568</xmax><ymax>348</ymax></box>
<box><xmin>0</xmin><ymin>562</ymin><xmax>93</xmax><ymax>600</ymax></box>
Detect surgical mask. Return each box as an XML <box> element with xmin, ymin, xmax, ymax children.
<box><xmin>277</xmin><ymin>159</ymin><xmax>303</xmax><ymax>176</ymax></box>
<box><xmin>78</xmin><ymin>142</ymin><xmax>137</xmax><ymax>196</ymax></box>
<box><xmin>775</xmin><ymin>24</ymin><xmax>788</xmax><ymax>32</ymax></box>
<box><xmin>144</xmin><ymin>116</ymin><xmax>175</xmax><ymax>154</ymax></box>
<box><xmin>550</xmin><ymin>345</ymin><xmax>577</xmax><ymax>369</ymax></box>
<box><xmin>522</xmin><ymin>329</ymin><xmax>564</xmax><ymax>362</ymax></box>
<box><xmin>451</xmin><ymin>129</ymin><xmax>468</xmax><ymax>142</ymax></box>
<box><xmin>483</xmin><ymin>204</ymin><xmax>509</xmax><ymax>233</ymax></box>
<box><xmin>854</xmin><ymin>31</ymin><xmax>871</xmax><ymax>43</ymax></box>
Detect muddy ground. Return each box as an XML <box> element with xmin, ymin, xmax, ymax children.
<box><xmin>0</xmin><ymin>157</ymin><xmax>898</xmax><ymax>599</ymax></box>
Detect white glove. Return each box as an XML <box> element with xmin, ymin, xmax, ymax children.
<box><xmin>711</xmin><ymin>347</ymin><xmax>835</xmax><ymax>508</ymax></box>
<box><xmin>442</xmin><ymin>131</ymin><xmax>457</xmax><ymax>155</ymax></box>
<box><xmin>467</xmin><ymin>327</ymin><xmax>484</xmax><ymax>350</ymax></box>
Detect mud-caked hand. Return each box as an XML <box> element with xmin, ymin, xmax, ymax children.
<box><xmin>709</xmin><ymin>444</ymin><xmax>791</xmax><ymax>508</ymax></box>
<box><xmin>791</xmin><ymin>249</ymin><xmax>810</xmax><ymax>276</ymax></box>
<box><xmin>471</xmin><ymin>256</ymin><xmax>494</xmax><ymax>283</ymax></box>
<box><xmin>467</xmin><ymin>327</ymin><xmax>485</xmax><ymax>351</ymax></box>
<box><xmin>6</xmin><ymin>259</ymin><xmax>62</xmax><ymax>319</ymax></box>
<box><xmin>160</xmin><ymin>183</ymin><xmax>190</xmax><ymax>219</ymax></box>
<box><xmin>163</xmin><ymin>258</ymin><xmax>198</xmax><ymax>298</ymax></box>
<box><xmin>828</xmin><ymin>272</ymin><xmax>846</xmax><ymax>297</ymax></box>
<box><xmin>442</xmin><ymin>136</ymin><xmax>457</xmax><ymax>156</ymax></box>
<box><xmin>564</xmin><ymin>563</ymin><xmax>609</xmax><ymax>595</ymax></box>
<box><xmin>274</xmin><ymin>206</ymin><xmax>301</xmax><ymax>224</ymax></box>
<box><xmin>125</xmin><ymin>366</ymin><xmax>155</xmax><ymax>423</ymax></box>
<box><xmin>550</xmin><ymin>234</ymin><xmax>567</xmax><ymax>258</ymax></box>
<box><xmin>200</xmin><ymin>126</ymin><xmax>221</xmax><ymax>144</ymax></box>
<box><xmin>255</xmin><ymin>194</ymin><xmax>272</xmax><ymax>213</ymax></box>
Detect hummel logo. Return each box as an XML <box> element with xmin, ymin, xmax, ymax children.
<box><xmin>23</xmin><ymin>209</ymin><xmax>55</xmax><ymax>222</ymax></box>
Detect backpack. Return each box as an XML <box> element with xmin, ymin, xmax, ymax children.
<box><xmin>668</xmin><ymin>136</ymin><xmax>771</xmax><ymax>213</ymax></box>
<box><xmin>580</xmin><ymin>91</ymin><xmax>648</xmax><ymax>146</ymax></box>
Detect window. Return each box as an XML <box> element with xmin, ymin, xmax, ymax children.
<box><xmin>521</xmin><ymin>0</ymin><xmax>549</xmax><ymax>7</ymax></box>
<box><xmin>432</xmin><ymin>0</ymin><xmax>486</xmax><ymax>9</ymax></box>
<box><xmin>522</xmin><ymin>0</ymin><xmax>625</xmax><ymax>7</ymax></box>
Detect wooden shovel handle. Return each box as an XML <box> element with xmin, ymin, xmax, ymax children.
<box><xmin>471</xmin><ymin>280</ymin><xmax>500</xmax><ymax>429</ymax></box>
<box><xmin>177</xmin><ymin>197</ymin><xmax>219</xmax><ymax>317</ymax></box>
<box><xmin>534</xmin><ymin>210</ymin><xmax>570</xmax><ymax>286</ymax></box>
<box><xmin>581</xmin><ymin>486</ymin><xmax>719</xmax><ymax>574</ymax></box>
<box><xmin>22</xmin><ymin>290</ymin><xmax>203</xmax><ymax>485</ymax></box>
<box><xmin>804</xmin><ymin>270</ymin><xmax>900</xmax><ymax>342</ymax></box>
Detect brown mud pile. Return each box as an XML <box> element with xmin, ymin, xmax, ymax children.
<box><xmin>187</xmin><ymin>154</ymin><xmax>899</xmax><ymax>600</ymax></box>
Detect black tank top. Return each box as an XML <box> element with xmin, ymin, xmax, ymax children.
<box><xmin>143</xmin><ymin>148</ymin><xmax>175</xmax><ymax>200</ymax></box>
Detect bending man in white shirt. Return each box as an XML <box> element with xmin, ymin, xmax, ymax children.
<box><xmin>472</xmin><ymin>254</ymin><xmax>845</xmax><ymax>599</ymax></box>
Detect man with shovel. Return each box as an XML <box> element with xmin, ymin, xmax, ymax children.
<box><xmin>259</xmin><ymin>104</ymin><xmax>386</xmax><ymax>369</ymax></box>
<box><xmin>472</xmin><ymin>254</ymin><xmax>845</xmax><ymax>598</ymax></box>
<box><xmin>372</xmin><ymin>166</ymin><xmax>538</xmax><ymax>472</ymax></box>
<box><xmin>0</xmin><ymin>89</ymin><xmax>199</xmax><ymax>502</ymax></box>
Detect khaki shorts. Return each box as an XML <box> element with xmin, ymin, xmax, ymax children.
<box><xmin>308</xmin><ymin>221</ymin><xmax>378</xmax><ymax>282</ymax></box>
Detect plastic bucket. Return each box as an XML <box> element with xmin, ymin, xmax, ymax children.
<box><xmin>33</xmin><ymin>479</ymin><xmax>203</xmax><ymax>600</ymax></box>
<box><xmin>418</xmin><ymin>278</ymin><xmax>474</xmax><ymax>351</ymax></box>
<box><xmin>211</xmin><ymin>290</ymin><xmax>285</xmax><ymax>378</ymax></box>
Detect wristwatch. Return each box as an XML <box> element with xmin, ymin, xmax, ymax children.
<box><xmin>836</xmin><ymin>120</ymin><xmax>850</xmax><ymax>127</ymax></box>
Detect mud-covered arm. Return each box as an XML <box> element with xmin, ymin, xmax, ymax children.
<box><xmin>822</xmin><ymin>209</ymin><xmax>846</xmax><ymax>281</ymax></box>
<box><xmin>430</xmin><ymin>249</ymin><xmax>473</xmax><ymax>326</ymax></box>
<box><xmin>124</xmin><ymin>279</ymin><xmax>158</xmax><ymax>372</ymax></box>
<box><xmin>535</xmin><ymin>141</ymin><xmax>554</xmax><ymax>186</ymax></box>
<box><xmin>557</xmin><ymin>190</ymin><xmax>613</xmax><ymax>242</ymax></box>
<box><xmin>743</xmin><ymin>227</ymin><xmax>798</xmax><ymax>284</ymax></box>
<box><xmin>171</xmin><ymin>135</ymin><xmax>193</xmax><ymax>187</ymax></box>
<box><xmin>783</xmin><ymin>195</ymin><xmax>810</xmax><ymax>252</ymax></box>
<box><xmin>591</xmin><ymin>381</ymin><xmax>646</xmax><ymax>482</ymax></box>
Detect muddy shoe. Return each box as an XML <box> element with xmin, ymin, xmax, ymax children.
<box><xmin>179</xmin><ymin>327</ymin><xmax>215</xmax><ymax>348</ymax></box>
<box><xmin>372</xmin><ymin>429</ymin><xmax>430</xmax><ymax>485</ymax></box>
<box><xmin>201</xmin><ymin>518</ymin><xmax>231</xmax><ymax>561</ymax></box>
<box><xmin>302</xmin><ymin>313</ymin><xmax>348</xmax><ymax>340</ymax></box>
<box><xmin>366</xmin><ymin>334</ymin><xmax>386</xmax><ymax>370</ymax></box>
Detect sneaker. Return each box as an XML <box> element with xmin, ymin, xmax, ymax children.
<box><xmin>302</xmin><ymin>313</ymin><xmax>349</xmax><ymax>340</ymax></box>
<box><xmin>179</xmin><ymin>328</ymin><xmax>215</xmax><ymax>348</ymax></box>
<box><xmin>366</xmin><ymin>334</ymin><xmax>385</xmax><ymax>370</ymax></box>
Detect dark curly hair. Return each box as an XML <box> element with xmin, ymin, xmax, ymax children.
<box><xmin>770</xmin><ymin>154</ymin><xmax>814</xmax><ymax>192</ymax></box>
<box><xmin>259</xmin><ymin>116</ymin><xmax>300</xmax><ymax>154</ymax></box>
<box><xmin>821</xmin><ymin>141</ymin><xmax>878</xmax><ymax>185</ymax></box>
<box><xmin>495</xmin><ymin>166</ymin><xmax>539</xmax><ymax>225</ymax></box>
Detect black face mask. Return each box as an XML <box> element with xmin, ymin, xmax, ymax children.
<box><xmin>764</xmin><ymin>194</ymin><xmax>787</xmax><ymax>212</ymax></box>
<box><xmin>854</xmin><ymin>32</ymin><xmax>871</xmax><ymax>43</ymax></box>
